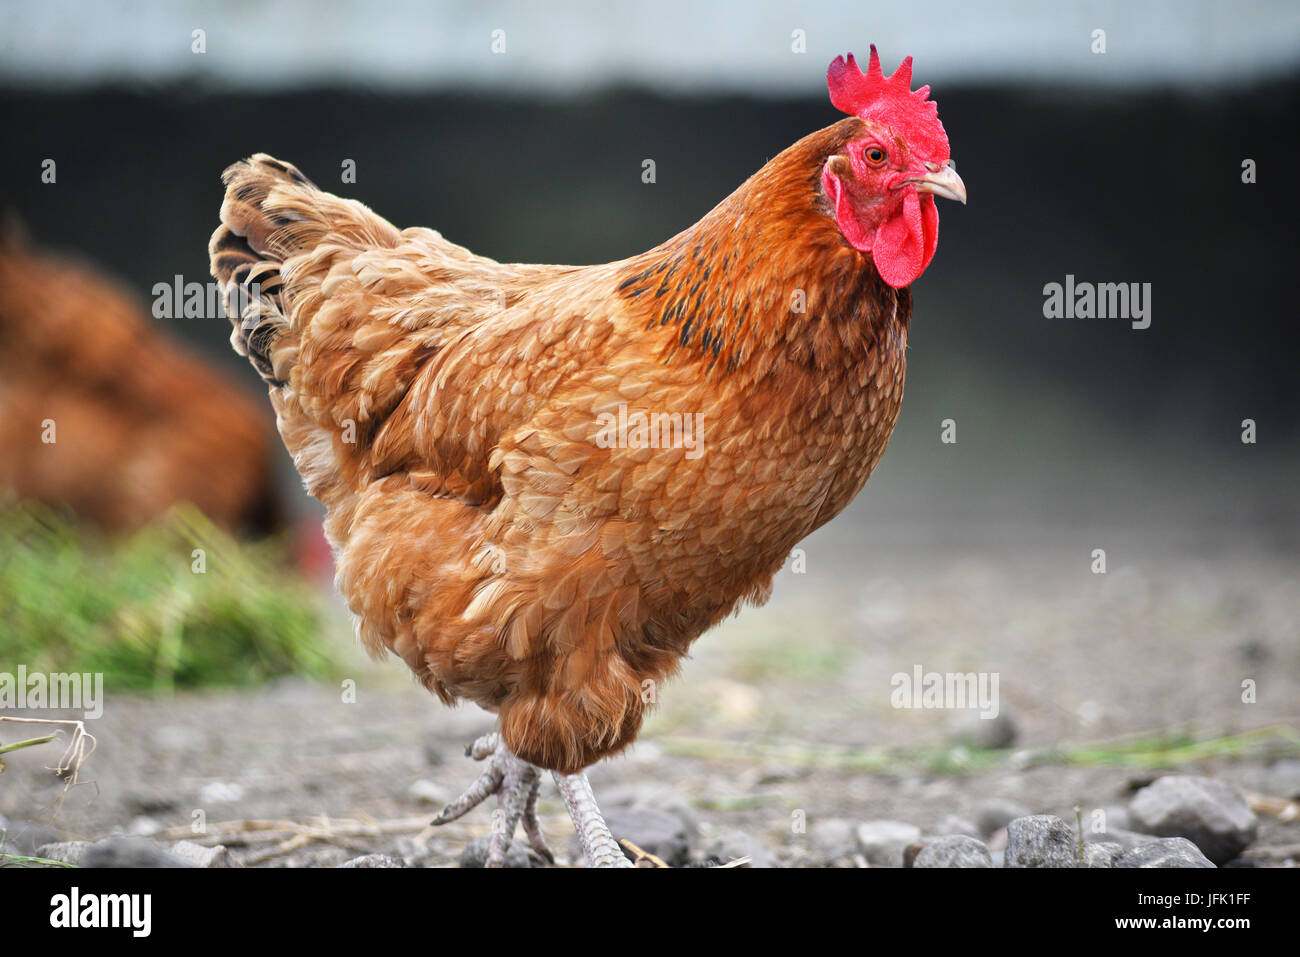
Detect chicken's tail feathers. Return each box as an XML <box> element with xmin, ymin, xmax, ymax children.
<box><xmin>209</xmin><ymin>153</ymin><xmax>399</xmax><ymax>385</ymax></box>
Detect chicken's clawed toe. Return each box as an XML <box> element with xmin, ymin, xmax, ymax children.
<box><xmin>432</xmin><ymin>732</ymin><xmax>554</xmax><ymax>866</ymax></box>
<box><xmin>434</xmin><ymin>732</ymin><xmax>634</xmax><ymax>868</ymax></box>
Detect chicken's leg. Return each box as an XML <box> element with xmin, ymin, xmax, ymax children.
<box><xmin>432</xmin><ymin>732</ymin><xmax>632</xmax><ymax>868</ymax></box>
<box><xmin>551</xmin><ymin>768</ymin><xmax>634</xmax><ymax>869</ymax></box>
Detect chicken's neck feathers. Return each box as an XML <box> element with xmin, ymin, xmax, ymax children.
<box><xmin>614</xmin><ymin>116</ymin><xmax>906</xmax><ymax>384</ymax></box>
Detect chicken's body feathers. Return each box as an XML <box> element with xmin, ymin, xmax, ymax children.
<box><xmin>211</xmin><ymin>119</ymin><xmax>909</xmax><ymax>772</ymax></box>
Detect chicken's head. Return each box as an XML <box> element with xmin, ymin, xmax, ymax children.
<box><xmin>821</xmin><ymin>46</ymin><xmax>966</xmax><ymax>288</ymax></box>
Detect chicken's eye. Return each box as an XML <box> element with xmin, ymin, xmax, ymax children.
<box><xmin>864</xmin><ymin>146</ymin><xmax>887</xmax><ymax>167</ymax></box>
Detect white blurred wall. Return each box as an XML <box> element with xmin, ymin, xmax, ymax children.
<box><xmin>1</xmin><ymin>0</ymin><xmax>1297</xmax><ymax>92</ymax></box>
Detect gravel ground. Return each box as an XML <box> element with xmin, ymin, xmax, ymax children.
<box><xmin>3</xmin><ymin>525</ymin><xmax>1298</xmax><ymax>867</ymax></box>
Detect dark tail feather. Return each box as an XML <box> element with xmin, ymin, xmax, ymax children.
<box><xmin>208</xmin><ymin>154</ymin><xmax>318</xmax><ymax>385</ymax></box>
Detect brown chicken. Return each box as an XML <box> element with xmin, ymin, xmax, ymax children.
<box><xmin>0</xmin><ymin>230</ymin><xmax>282</xmax><ymax>534</ymax></box>
<box><xmin>209</xmin><ymin>47</ymin><xmax>964</xmax><ymax>867</ymax></box>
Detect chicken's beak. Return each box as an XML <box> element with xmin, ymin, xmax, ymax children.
<box><xmin>909</xmin><ymin>163</ymin><xmax>967</xmax><ymax>205</ymax></box>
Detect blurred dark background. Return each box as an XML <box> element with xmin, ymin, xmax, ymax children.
<box><xmin>1</xmin><ymin>0</ymin><xmax>1297</xmax><ymax>543</ymax></box>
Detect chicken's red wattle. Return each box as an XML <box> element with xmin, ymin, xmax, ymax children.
<box><xmin>873</xmin><ymin>189</ymin><xmax>939</xmax><ymax>289</ymax></box>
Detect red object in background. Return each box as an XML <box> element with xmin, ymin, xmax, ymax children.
<box><xmin>293</xmin><ymin>515</ymin><xmax>335</xmax><ymax>584</ymax></box>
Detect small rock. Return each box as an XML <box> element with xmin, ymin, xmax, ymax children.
<box><xmin>1081</xmin><ymin>842</ymin><xmax>1125</xmax><ymax>868</ymax></box>
<box><xmin>974</xmin><ymin>798</ymin><xmax>1031</xmax><ymax>837</ymax></box>
<box><xmin>387</xmin><ymin>835</ymin><xmax>438</xmax><ymax>866</ymax></box>
<box><xmin>1082</xmin><ymin>825</ymin><xmax>1158</xmax><ymax>851</ymax></box>
<box><xmin>459</xmin><ymin>835</ymin><xmax>546</xmax><ymax>868</ymax></box>
<box><xmin>1115</xmin><ymin>837</ymin><xmax>1215</xmax><ymax>868</ymax></box>
<box><xmin>128</xmin><ymin>816</ymin><xmax>163</xmax><ymax>837</ymax></box>
<box><xmin>1129</xmin><ymin>775</ymin><xmax>1257</xmax><ymax>865</ymax></box>
<box><xmin>808</xmin><ymin>818</ymin><xmax>858</xmax><ymax>860</ymax></box>
<box><xmin>582</xmin><ymin>806</ymin><xmax>692</xmax><ymax>866</ymax></box>
<box><xmin>1075</xmin><ymin>699</ymin><xmax>1105</xmax><ymax>728</ymax></box>
<box><xmin>170</xmin><ymin>840</ymin><xmax>235</xmax><ymax>868</ymax></box>
<box><xmin>1266</xmin><ymin>759</ymin><xmax>1300</xmax><ymax>800</ymax></box>
<box><xmin>407</xmin><ymin>779</ymin><xmax>452</xmax><ymax>806</ymax></box>
<box><xmin>198</xmin><ymin>781</ymin><xmax>246</xmax><ymax>805</ymax></box>
<box><xmin>913</xmin><ymin>835</ymin><xmax>994</xmax><ymax>868</ymax></box>
<box><xmin>700</xmin><ymin>828</ymin><xmax>771</xmax><ymax>868</ymax></box>
<box><xmin>35</xmin><ymin>841</ymin><xmax>93</xmax><ymax>865</ymax></box>
<box><xmin>125</xmin><ymin>790</ymin><xmax>181</xmax><ymax>816</ymax></box>
<box><xmin>600</xmin><ymin>784</ymin><xmax>699</xmax><ymax>836</ymax></box>
<box><xmin>341</xmin><ymin>854</ymin><xmax>405</xmax><ymax>868</ymax></box>
<box><xmin>81</xmin><ymin>838</ymin><xmax>192</xmax><ymax>868</ymax></box>
<box><xmin>1004</xmin><ymin>815</ymin><xmax>1077</xmax><ymax>868</ymax></box>
<box><xmin>945</xmin><ymin>710</ymin><xmax>1018</xmax><ymax>750</ymax></box>
<box><xmin>855</xmin><ymin>820</ymin><xmax>922</xmax><ymax>867</ymax></box>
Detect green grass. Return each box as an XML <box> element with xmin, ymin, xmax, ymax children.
<box><xmin>0</xmin><ymin>503</ymin><xmax>343</xmax><ymax>693</ymax></box>
<box><xmin>726</xmin><ymin>628</ymin><xmax>853</xmax><ymax>683</ymax></box>
<box><xmin>657</xmin><ymin>725</ymin><xmax>1300</xmax><ymax>776</ymax></box>
<box><xmin>0</xmin><ymin>851</ymin><xmax>76</xmax><ymax>868</ymax></box>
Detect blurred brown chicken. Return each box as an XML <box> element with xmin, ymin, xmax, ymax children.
<box><xmin>0</xmin><ymin>229</ymin><xmax>282</xmax><ymax>534</ymax></box>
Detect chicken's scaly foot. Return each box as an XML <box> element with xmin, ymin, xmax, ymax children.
<box><xmin>433</xmin><ymin>732</ymin><xmax>633</xmax><ymax>868</ymax></box>
<box><xmin>431</xmin><ymin>732</ymin><xmax>553</xmax><ymax>866</ymax></box>
<box><xmin>553</xmin><ymin>769</ymin><xmax>634</xmax><ymax>869</ymax></box>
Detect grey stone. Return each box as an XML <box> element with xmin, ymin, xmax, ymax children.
<box><xmin>458</xmin><ymin>835</ymin><xmax>546</xmax><ymax>868</ymax></box>
<box><xmin>913</xmin><ymin>835</ymin><xmax>994</xmax><ymax>868</ymax></box>
<box><xmin>589</xmin><ymin>805</ymin><xmax>693</xmax><ymax>866</ymax></box>
<box><xmin>341</xmin><ymin>853</ymin><xmax>405</xmax><ymax>868</ymax></box>
<box><xmin>1129</xmin><ymin>775</ymin><xmax>1257</xmax><ymax>865</ymax></box>
<box><xmin>197</xmin><ymin>781</ymin><xmax>246</xmax><ymax>805</ymax></box>
<box><xmin>124</xmin><ymin>791</ymin><xmax>181</xmax><ymax>816</ymax></box>
<box><xmin>387</xmin><ymin>835</ymin><xmax>439</xmax><ymax>866</ymax></box>
<box><xmin>1004</xmin><ymin>815</ymin><xmax>1077</xmax><ymax>868</ymax></box>
<box><xmin>170</xmin><ymin>840</ymin><xmax>236</xmax><ymax>867</ymax></box>
<box><xmin>1082</xmin><ymin>824</ymin><xmax>1158</xmax><ymax>850</ymax></box>
<box><xmin>1115</xmin><ymin>837</ymin><xmax>1215</xmax><ymax>868</ymax></box>
<box><xmin>946</xmin><ymin>710</ymin><xmax>1018</xmax><ymax>750</ymax></box>
<box><xmin>1266</xmin><ymin>759</ymin><xmax>1300</xmax><ymax>800</ymax></box>
<box><xmin>855</xmin><ymin>820</ymin><xmax>922</xmax><ymax>867</ymax></box>
<box><xmin>80</xmin><ymin>838</ymin><xmax>192</xmax><ymax>868</ymax></box>
<box><xmin>974</xmin><ymin>798</ymin><xmax>1031</xmax><ymax>837</ymax></box>
<box><xmin>808</xmin><ymin>817</ymin><xmax>858</xmax><ymax>860</ymax></box>
<box><xmin>700</xmin><ymin>828</ymin><xmax>772</xmax><ymax>868</ymax></box>
<box><xmin>600</xmin><ymin>784</ymin><xmax>699</xmax><ymax>837</ymax></box>
<box><xmin>1081</xmin><ymin>842</ymin><xmax>1125</xmax><ymax>868</ymax></box>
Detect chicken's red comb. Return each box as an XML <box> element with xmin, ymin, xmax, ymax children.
<box><xmin>827</xmin><ymin>45</ymin><xmax>947</xmax><ymax>158</ymax></box>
